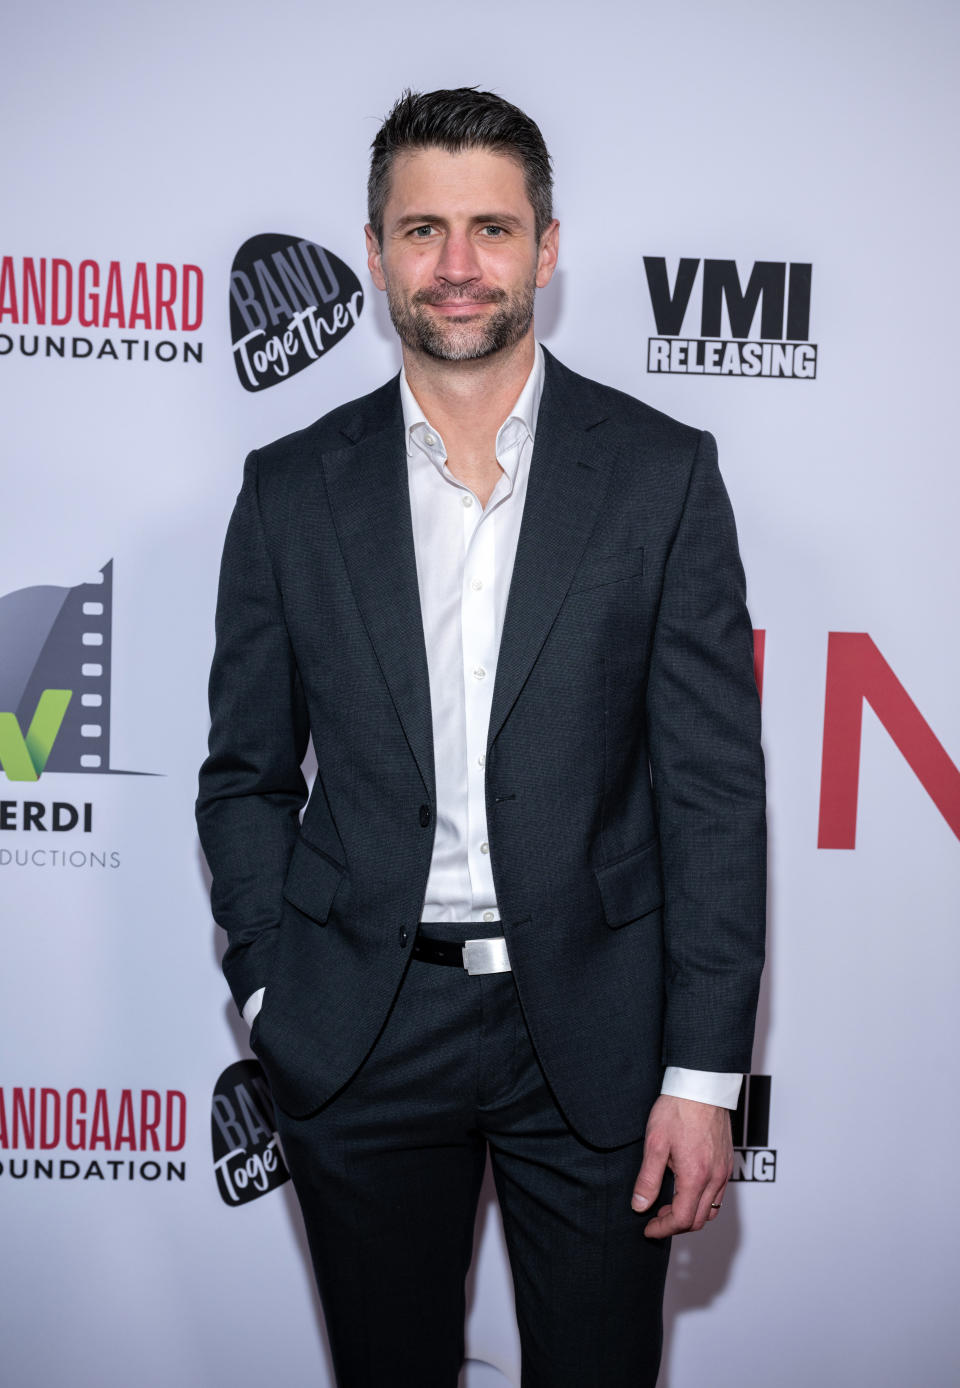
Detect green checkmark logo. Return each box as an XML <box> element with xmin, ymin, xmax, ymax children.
<box><xmin>0</xmin><ymin>690</ymin><xmax>73</xmax><ymax>781</ymax></box>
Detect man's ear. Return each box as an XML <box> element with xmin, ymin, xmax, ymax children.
<box><xmin>535</xmin><ymin>219</ymin><xmax>560</xmax><ymax>290</ymax></box>
<box><xmin>365</xmin><ymin>225</ymin><xmax>386</xmax><ymax>291</ymax></box>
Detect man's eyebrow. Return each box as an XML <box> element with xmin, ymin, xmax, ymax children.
<box><xmin>391</xmin><ymin>212</ymin><xmax>528</xmax><ymax>231</ymax></box>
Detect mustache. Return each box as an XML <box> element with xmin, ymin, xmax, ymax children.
<box><xmin>412</xmin><ymin>286</ymin><xmax>507</xmax><ymax>307</ymax></box>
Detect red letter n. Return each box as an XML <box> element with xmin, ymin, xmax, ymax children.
<box><xmin>818</xmin><ymin>633</ymin><xmax>960</xmax><ymax>848</ymax></box>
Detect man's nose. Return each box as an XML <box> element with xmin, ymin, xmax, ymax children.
<box><xmin>434</xmin><ymin>229</ymin><xmax>482</xmax><ymax>285</ymax></box>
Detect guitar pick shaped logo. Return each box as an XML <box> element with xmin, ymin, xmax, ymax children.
<box><xmin>211</xmin><ymin>1059</ymin><xmax>291</xmax><ymax>1206</ymax></box>
<box><xmin>229</xmin><ymin>233</ymin><xmax>363</xmax><ymax>391</ymax></box>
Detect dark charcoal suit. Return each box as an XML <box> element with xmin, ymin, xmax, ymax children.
<box><xmin>197</xmin><ymin>347</ymin><xmax>766</xmax><ymax>1385</ymax></box>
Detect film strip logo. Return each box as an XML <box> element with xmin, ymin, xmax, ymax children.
<box><xmin>0</xmin><ymin>560</ymin><xmax>137</xmax><ymax>780</ymax></box>
<box><xmin>731</xmin><ymin>1074</ymin><xmax>777</xmax><ymax>1182</ymax></box>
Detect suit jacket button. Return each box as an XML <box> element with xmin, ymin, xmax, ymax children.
<box><xmin>419</xmin><ymin>804</ymin><xmax>431</xmax><ymax>827</ymax></box>
<box><xmin>399</xmin><ymin>927</ymin><xmax>409</xmax><ymax>947</ymax></box>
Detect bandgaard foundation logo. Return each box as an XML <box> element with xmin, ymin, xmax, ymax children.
<box><xmin>730</xmin><ymin>1074</ymin><xmax>776</xmax><ymax>1182</ymax></box>
<box><xmin>230</xmin><ymin>233</ymin><xmax>363</xmax><ymax>391</ymax></box>
<box><xmin>0</xmin><ymin>561</ymin><xmax>150</xmax><ymax>870</ymax></box>
<box><xmin>0</xmin><ymin>1085</ymin><xmax>187</xmax><ymax>1184</ymax></box>
<box><xmin>0</xmin><ymin>255</ymin><xmax>204</xmax><ymax>366</ymax></box>
<box><xmin>644</xmin><ymin>257</ymin><xmax>816</xmax><ymax>379</ymax></box>
<box><xmin>211</xmin><ymin>1060</ymin><xmax>290</xmax><ymax>1206</ymax></box>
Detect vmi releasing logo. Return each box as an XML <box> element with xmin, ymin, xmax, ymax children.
<box><xmin>230</xmin><ymin>233</ymin><xmax>363</xmax><ymax>391</ymax></box>
<box><xmin>211</xmin><ymin>1060</ymin><xmax>290</xmax><ymax>1206</ymax></box>
<box><xmin>0</xmin><ymin>561</ymin><xmax>137</xmax><ymax>781</ymax></box>
<box><xmin>644</xmin><ymin>258</ymin><xmax>816</xmax><ymax>379</ymax></box>
<box><xmin>731</xmin><ymin>1074</ymin><xmax>776</xmax><ymax>1182</ymax></box>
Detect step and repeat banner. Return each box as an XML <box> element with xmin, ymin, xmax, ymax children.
<box><xmin>2</xmin><ymin>2</ymin><xmax>958</xmax><ymax>1385</ymax></box>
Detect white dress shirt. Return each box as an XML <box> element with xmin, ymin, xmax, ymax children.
<box><xmin>244</xmin><ymin>342</ymin><xmax>741</xmax><ymax>1111</ymax></box>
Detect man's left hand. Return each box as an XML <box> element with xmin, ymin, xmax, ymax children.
<box><xmin>631</xmin><ymin>1094</ymin><xmax>733</xmax><ymax>1239</ymax></box>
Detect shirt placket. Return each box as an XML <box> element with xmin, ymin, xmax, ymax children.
<box><xmin>461</xmin><ymin>489</ymin><xmax>500</xmax><ymax>921</ymax></box>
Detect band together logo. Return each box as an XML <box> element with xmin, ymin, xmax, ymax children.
<box><xmin>230</xmin><ymin>234</ymin><xmax>363</xmax><ymax>391</ymax></box>
<box><xmin>644</xmin><ymin>258</ymin><xmax>816</xmax><ymax>379</ymax></box>
<box><xmin>211</xmin><ymin>1059</ymin><xmax>290</xmax><ymax>1205</ymax></box>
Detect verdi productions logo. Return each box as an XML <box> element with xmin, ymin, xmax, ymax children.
<box><xmin>211</xmin><ymin>1060</ymin><xmax>290</xmax><ymax>1206</ymax></box>
<box><xmin>0</xmin><ymin>1085</ymin><xmax>187</xmax><ymax>1184</ymax></box>
<box><xmin>0</xmin><ymin>255</ymin><xmax>203</xmax><ymax>366</ymax></box>
<box><xmin>644</xmin><ymin>257</ymin><xmax>816</xmax><ymax>379</ymax></box>
<box><xmin>230</xmin><ymin>233</ymin><xmax>363</xmax><ymax>391</ymax></box>
<box><xmin>731</xmin><ymin>1074</ymin><xmax>776</xmax><ymax>1182</ymax></box>
<box><xmin>0</xmin><ymin>561</ymin><xmax>148</xmax><ymax>870</ymax></box>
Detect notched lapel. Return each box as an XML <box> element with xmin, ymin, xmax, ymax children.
<box><xmin>488</xmin><ymin>358</ymin><xmax>613</xmax><ymax>749</ymax></box>
<box><xmin>322</xmin><ymin>397</ymin><xmax>435</xmax><ymax>802</ymax></box>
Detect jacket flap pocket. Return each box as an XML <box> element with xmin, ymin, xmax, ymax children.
<box><xmin>281</xmin><ymin>837</ymin><xmax>345</xmax><ymax>924</ymax></box>
<box><xmin>568</xmin><ymin>545</ymin><xmax>644</xmax><ymax>594</ymax></box>
<box><xmin>594</xmin><ymin>837</ymin><xmax>663</xmax><ymax>928</ymax></box>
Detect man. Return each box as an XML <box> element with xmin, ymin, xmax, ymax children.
<box><xmin>197</xmin><ymin>88</ymin><xmax>765</xmax><ymax>1388</ymax></box>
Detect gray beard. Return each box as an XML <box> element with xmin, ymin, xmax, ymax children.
<box><xmin>385</xmin><ymin>281</ymin><xmax>535</xmax><ymax>361</ymax></box>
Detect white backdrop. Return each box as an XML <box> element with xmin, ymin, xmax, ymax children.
<box><xmin>2</xmin><ymin>2</ymin><xmax>959</xmax><ymax>1384</ymax></box>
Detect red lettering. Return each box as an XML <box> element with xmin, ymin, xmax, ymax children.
<box><xmin>127</xmin><ymin>262</ymin><xmax>151</xmax><ymax>329</ymax></box>
<box><xmin>102</xmin><ymin>260</ymin><xmax>125</xmax><ymax>328</ymax></box>
<box><xmin>155</xmin><ymin>264</ymin><xmax>177</xmax><ymax>330</ymax></box>
<box><xmin>66</xmin><ymin>1088</ymin><xmax>86</xmax><ymax>1149</ymax></box>
<box><xmin>0</xmin><ymin>1090</ymin><xmax>8</xmax><ymax>1148</ymax></box>
<box><xmin>166</xmin><ymin>1091</ymin><xmax>186</xmax><ymax>1152</ymax></box>
<box><xmin>13</xmin><ymin>1087</ymin><xmax>35</xmax><ymax>1148</ymax></box>
<box><xmin>753</xmin><ymin>629</ymin><xmax>765</xmax><ymax>702</ymax></box>
<box><xmin>182</xmin><ymin>264</ymin><xmax>203</xmax><ymax>329</ymax></box>
<box><xmin>78</xmin><ymin>260</ymin><xmax>99</xmax><ymax>327</ymax></box>
<box><xmin>0</xmin><ymin>256</ymin><xmax>18</xmax><ymax>322</ymax></box>
<box><xmin>114</xmin><ymin>1089</ymin><xmax>136</xmax><ymax>1150</ymax></box>
<box><xmin>22</xmin><ymin>257</ymin><xmax>46</xmax><ymax>324</ymax></box>
<box><xmin>819</xmin><ymin>633</ymin><xmax>960</xmax><ymax>848</ymax></box>
<box><xmin>40</xmin><ymin>1088</ymin><xmax>60</xmax><ymax>1149</ymax></box>
<box><xmin>89</xmin><ymin>1088</ymin><xmax>112</xmax><ymax>1150</ymax></box>
<box><xmin>140</xmin><ymin>1089</ymin><xmax>161</xmax><ymax>1150</ymax></box>
<box><xmin>51</xmin><ymin>258</ymin><xmax>72</xmax><ymax>324</ymax></box>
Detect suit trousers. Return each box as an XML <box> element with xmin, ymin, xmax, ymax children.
<box><xmin>273</xmin><ymin>922</ymin><xmax>672</xmax><ymax>1388</ymax></box>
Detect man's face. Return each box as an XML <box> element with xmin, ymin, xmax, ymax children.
<box><xmin>366</xmin><ymin>146</ymin><xmax>558</xmax><ymax>362</ymax></box>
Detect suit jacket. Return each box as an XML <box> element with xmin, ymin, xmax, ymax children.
<box><xmin>196</xmin><ymin>348</ymin><xmax>766</xmax><ymax>1148</ymax></box>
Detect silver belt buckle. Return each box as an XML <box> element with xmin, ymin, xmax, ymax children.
<box><xmin>462</xmin><ymin>937</ymin><xmax>512</xmax><ymax>975</ymax></box>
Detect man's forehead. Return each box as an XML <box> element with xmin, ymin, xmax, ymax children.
<box><xmin>384</xmin><ymin>146</ymin><xmax>532</xmax><ymax>215</ymax></box>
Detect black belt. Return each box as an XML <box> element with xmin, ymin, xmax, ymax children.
<box><xmin>413</xmin><ymin>927</ymin><xmax>512</xmax><ymax>974</ymax></box>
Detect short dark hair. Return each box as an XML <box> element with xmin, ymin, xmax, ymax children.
<box><xmin>367</xmin><ymin>87</ymin><xmax>554</xmax><ymax>246</ymax></box>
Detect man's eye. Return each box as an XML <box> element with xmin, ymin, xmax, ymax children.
<box><xmin>481</xmin><ymin>226</ymin><xmax>505</xmax><ymax>237</ymax></box>
<box><xmin>412</xmin><ymin>226</ymin><xmax>435</xmax><ymax>238</ymax></box>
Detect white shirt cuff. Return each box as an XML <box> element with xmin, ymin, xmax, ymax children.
<box><xmin>661</xmin><ymin>1066</ymin><xmax>742</xmax><ymax>1110</ymax></box>
<box><xmin>241</xmin><ymin>988</ymin><xmax>265</xmax><ymax>1028</ymax></box>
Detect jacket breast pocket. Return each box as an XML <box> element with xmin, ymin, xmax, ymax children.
<box><xmin>568</xmin><ymin>545</ymin><xmax>644</xmax><ymax>594</ymax></box>
<box><xmin>594</xmin><ymin>836</ymin><xmax>663</xmax><ymax>928</ymax></box>
<box><xmin>281</xmin><ymin>836</ymin><xmax>346</xmax><ymax>925</ymax></box>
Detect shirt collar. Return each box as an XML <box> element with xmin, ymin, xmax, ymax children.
<box><xmin>400</xmin><ymin>341</ymin><xmax>545</xmax><ymax>481</ymax></box>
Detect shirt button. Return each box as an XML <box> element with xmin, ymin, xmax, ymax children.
<box><xmin>470</xmin><ymin>577</ymin><xmax>484</xmax><ymax>591</ymax></box>
<box><xmin>473</xmin><ymin>666</ymin><xmax>486</xmax><ymax>681</ymax></box>
<box><xmin>419</xmin><ymin>804</ymin><xmax>431</xmax><ymax>827</ymax></box>
<box><xmin>424</xmin><ymin>432</ymin><xmax>437</xmax><ymax>447</ymax></box>
<box><xmin>480</xmin><ymin>842</ymin><xmax>489</xmax><ymax>854</ymax></box>
<box><xmin>399</xmin><ymin>927</ymin><xmax>409</xmax><ymax>947</ymax></box>
<box><xmin>461</xmin><ymin>494</ymin><xmax>473</xmax><ymax>508</ymax></box>
<box><xmin>477</xmin><ymin>754</ymin><xmax>485</xmax><ymax>768</ymax></box>
<box><xmin>482</xmin><ymin>911</ymin><xmax>495</xmax><ymax>922</ymax></box>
